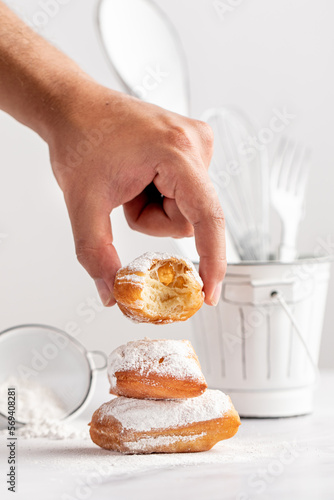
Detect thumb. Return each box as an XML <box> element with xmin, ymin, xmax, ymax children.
<box><xmin>65</xmin><ymin>191</ymin><xmax>121</xmax><ymax>306</ymax></box>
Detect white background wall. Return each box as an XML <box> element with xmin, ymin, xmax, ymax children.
<box><xmin>0</xmin><ymin>0</ymin><xmax>333</xmax><ymax>367</ymax></box>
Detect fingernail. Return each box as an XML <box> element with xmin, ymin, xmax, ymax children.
<box><xmin>95</xmin><ymin>279</ymin><xmax>112</xmax><ymax>306</ymax></box>
<box><xmin>210</xmin><ymin>282</ymin><xmax>222</xmax><ymax>306</ymax></box>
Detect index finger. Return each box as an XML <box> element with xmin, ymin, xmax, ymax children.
<box><xmin>155</xmin><ymin>160</ymin><xmax>226</xmax><ymax>305</ymax></box>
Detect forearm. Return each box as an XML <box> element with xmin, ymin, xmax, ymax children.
<box><xmin>0</xmin><ymin>1</ymin><xmax>90</xmax><ymax>141</ymax></box>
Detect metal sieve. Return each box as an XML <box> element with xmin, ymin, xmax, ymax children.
<box><xmin>0</xmin><ymin>324</ymin><xmax>107</xmax><ymax>427</ymax></box>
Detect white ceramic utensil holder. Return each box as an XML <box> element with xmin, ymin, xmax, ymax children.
<box><xmin>191</xmin><ymin>257</ymin><xmax>331</xmax><ymax>417</ymax></box>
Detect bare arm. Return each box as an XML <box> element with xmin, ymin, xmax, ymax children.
<box><xmin>0</xmin><ymin>2</ymin><xmax>226</xmax><ymax>307</ymax></box>
<box><xmin>0</xmin><ymin>2</ymin><xmax>90</xmax><ymax>139</ymax></box>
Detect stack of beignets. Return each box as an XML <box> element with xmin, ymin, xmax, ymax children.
<box><xmin>89</xmin><ymin>338</ymin><xmax>240</xmax><ymax>454</ymax></box>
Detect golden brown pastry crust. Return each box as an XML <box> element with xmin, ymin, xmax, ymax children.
<box><xmin>89</xmin><ymin>392</ymin><xmax>240</xmax><ymax>454</ymax></box>
<box><xmin>108</xmin><ymin>339</ymin><xmax>207</xmax><ymax>400</ymax></box>
<box><xmin>113</xmin><ymin>252</ymin><xmax>204</xmax><ymax>324</ymax></box>
<box><xmin>111</xmin><ymin>370</ymin><xmax>207</xmax><ymax>399</ymax></box>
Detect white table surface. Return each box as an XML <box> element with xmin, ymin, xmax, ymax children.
<box><xmin>1</xmin><ymin>371</ymin><xmax>333</xmax><ymax>500</ymax></box>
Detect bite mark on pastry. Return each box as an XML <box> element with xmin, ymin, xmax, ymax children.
<box><xmin>113</xmin><ymin>252</ymin><xmax>204</xmax><ymax>324</ymax></box>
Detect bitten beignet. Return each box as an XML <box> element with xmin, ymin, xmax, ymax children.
<box><xmin>113</xmin><ymin>252</ymin><xmax>204</xmax><ymax>324</ymax></box>
<box><xmin>89</xmin><ymin>390</ymin><xmax>240</xmax><ymax>454</ymax></box>
<box><xmin>108</xmin><ymin>338</ymin><xmax>207</xmax><ymax>399</ymax></box>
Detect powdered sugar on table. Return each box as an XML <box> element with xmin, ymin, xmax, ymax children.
<box><xmin>0</xmin><ymin>377</ymin><xmax>89</xmax><ymax>440</ymax></box>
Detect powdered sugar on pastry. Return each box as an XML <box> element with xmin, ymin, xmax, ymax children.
<box><xmin>108</xmin><ymin>338</ymin><xmax>205</xmax><ymax>389</ymax></box>
<box><xmin>126</xmin><ymin>252</ymin><xmax>203</xmax><ymax>287</ymax></box>
<box><xmin>116</xmin><ymin>274</ymin><xmax>145</xmax><ymax>286</ymax></box>
<box><xmin>123</xmin><ymin>432</ymin><xmax>205</xmax><ymax>453</ymax></box>
<box><xmin>98</xmin><ymin>390</ymin><xmax>232</xmax><ymax>432</ymax></box>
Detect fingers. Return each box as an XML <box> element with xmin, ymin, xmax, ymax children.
<box><xmin>154</xmin><ymin>159</ymin><xmax>226</xmax><ymax>306</ymax></box>
<box><xmin>189</xmin><ymin>122</ymin><xmax>226</xmax><ymax>303</ymax></box>
<box><xmin>124</xmin><ymin>118</ymin><xmax>223</xmax><ymax>305</ymax></box>
<box><xmin>188</xmin><ymin>181</ymin><xmax>226</xmax><ymax>306</ymax></box>
<box><xmin>123</xmin><ymin>190</ymin><xmax>194</xmax><ymax>238</ymax></box>
<box><xmin>64</xmin><ymin>190</ymin><xmax>121</xmax><ymax>306</ymax></box>
<box><xmin>163</xmin><ymin>198</ymin><xmax>194</xmax><ymax>237</ymax></box>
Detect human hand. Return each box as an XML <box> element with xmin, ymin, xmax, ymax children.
<box><xmin>0</xmin><ymin>2</ymin><xmax>225</xmax><ymax>308</ymax></box>
<box><xmin>48</xmin><ymin>82</ymin><xmax>226</xmax><ymax>307</ymax></box>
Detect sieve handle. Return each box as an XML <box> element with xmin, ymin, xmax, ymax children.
<box><xmin>271</xmin><ymin>290</ymin><xmax>319</xmax><ymax>383</ymax></box>
<box><xmin>87</xmin><ymin>350</ymin><xmax>108</xmax><ymax>371</ymax></box>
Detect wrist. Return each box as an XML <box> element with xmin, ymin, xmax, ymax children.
<box><xmin>32</xmin><ymin>69</ymin><xmax>95</xmax><ymax>143</ymax></box>
<box><xmin>44</xmin><ymin>81</ymin><xmax>129</xmax><ymax>153</ymax></box>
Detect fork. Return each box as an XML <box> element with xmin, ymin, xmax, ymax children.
<box><xmin>270</xmin><ymin>137</ymin><xmax>311</xmax><ymax>261</ymax></box>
